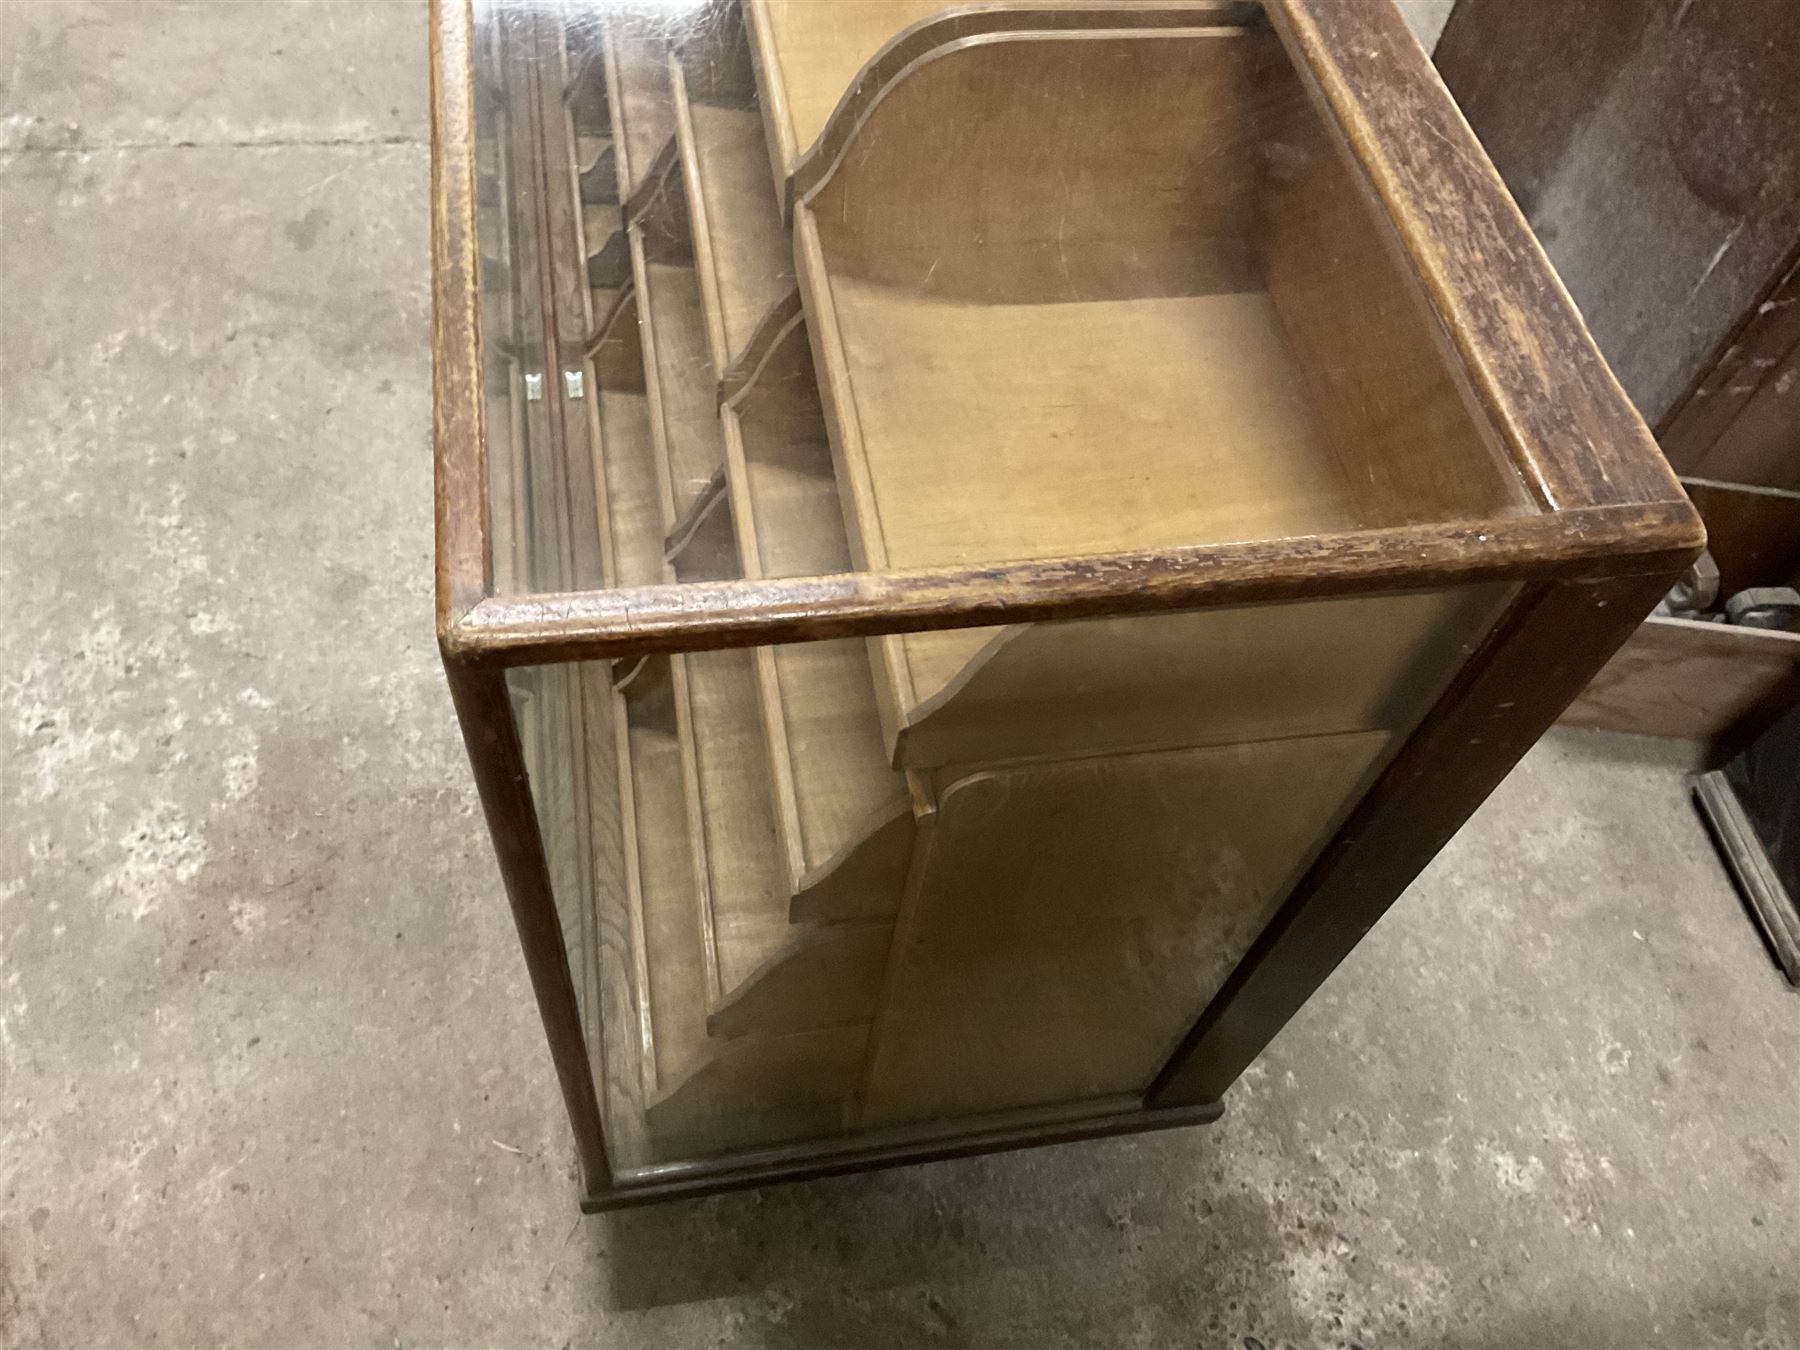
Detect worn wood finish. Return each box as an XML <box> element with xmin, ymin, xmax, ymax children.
<box><xmin>432</xmin><ymin>0</ymin><xmax>490</xmax><ymax>621</ymax></box>
<box><xmin>720</xmin><ymin>316</ymin><xmax>913</xmax><ymax>919</ymax></box>
<box><xmin>1680</xmin><ymin>479</ymin><xmax>1800</xmax><ymax>597</ymax></box>
<box><xmin>1559</xmin><ymin>478</ymin><xmax>1800</xmax><ymax>750</ymax></box>
<box><xmin>446</xmin><ymin>505</ymin><xmax>1701</xmax><ymax>668</ymax></box>
<box><xmin>1257</xmin><ymin>53</ymin><xmax>1531</xmax><ymax>526</ymax></box>
<box><xmin>745</xmin><ymin>0</ymin><xmax>1253</xmax><ymax>212</ymax></box>
<box><xmin>1149</xmin><ymin>571</ymin><xmax>1683</xmax><ymax>1109</ymax></box>
<box><xmin>1270</xmin><ymin>0</ymin><xmax>1689</xmax><ymax>514</ymax></box>
<box><xmin>887</xmin><ymin>586</ymin><xmax>1510</xmax><ymax>770</ymax></box>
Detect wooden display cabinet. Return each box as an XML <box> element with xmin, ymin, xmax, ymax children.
<box><xmin>432</xmin><ymin>0</ymin><xmax>1702</xmax><ymax>1210</ymax></box>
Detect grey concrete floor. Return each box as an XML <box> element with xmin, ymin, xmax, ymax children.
<box><xmin>0</xmin><ymin>2</ymin><xmax>1795</xmax><ymax>1347</ymax></box>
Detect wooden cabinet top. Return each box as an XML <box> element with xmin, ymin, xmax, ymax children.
<box><xmin>431</xmin><ymin>0</ymin><xmax>1701</xmax><ymax>672</ymax></box>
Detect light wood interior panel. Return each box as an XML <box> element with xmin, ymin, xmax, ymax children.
<box><xmin>746</xmin><ymin>0</ymin><xmax>950</xmax><ymax>189</ymax></box>
<box><xmin>632</xmin><ymin>225</ymin><xmax>729</xmax><ymax>522</ymax></box>
<box><xmin>603</xmin><ymin>14</ymin><xmax>677</xmax><ymax>203</ymax></box>
<box><xmin>671</xmin><ymin>35</ymin><xmax>796</xmax><ymax>379</ymax></box>
<box><xmin>746</xmin><ymin>1</ymin><xmax>1219</xmax><ymax>190</ymax></box>
<box><xmin>819</xmin><ymin>273</ymin><xmax>1361</xmax><ymax>570</ymax></box>
<box><xmin>589</xmin><ymin>667</ymin><xmax>648</xmax><ymax>1168</ymax></box>
<box><xmin>1256</xmin><ymin>55</ymin><xmax>1533</xmax><ymax>525</ymax></box>
<box><xmin>591</xmin><ymin>295</ymin><xmax>665</xmax><ymax>590</ymax></box>
<box><xmin>725</xmin><ymin>318</ymin><xmax>913</xmax><ymax>914</ymax></box>
<box><xmin>619</xmin><ymin>658</ymin><xmax>709</xmax><ymax>1101</ymax></box>
<box><xmin>892</xmin><ymin>585</ymin><xmax>1512</xmax><ymax>769</ymax></box>
<box><xmin>860</xmin><ymin>729</ymin><xmax>1391</xmax><ymax>1126</ymax></box>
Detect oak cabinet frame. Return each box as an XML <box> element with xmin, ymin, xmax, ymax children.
<box><xmin>432</xmin><ymin>0</ymin><xmax>1700</xmax><ymax>1210</ymax></box>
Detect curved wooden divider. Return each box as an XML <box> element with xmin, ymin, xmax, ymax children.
<box><xmin>745</xmin><ymin>0</ymin><xmax>1254</xmax><ymax>213</ymax></box>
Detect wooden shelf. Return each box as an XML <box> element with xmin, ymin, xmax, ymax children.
<box><xmin>860</xmin><ymin>729</ymin><xmax>1393</xmax><ymax>1127</ymax></box>
<box><xmin>615</xmin><ymin>658</ymin><xmax>862</xmax><ymax>1161</ymax></box>
<box><xmin>587</xmin><ymin>291</ymin><xmax>665</xmax><ymax>591</ymax></box>
<box><xmin>617</xmin><ymin>658</ymin><xmax>709</xmax><ymax>1104</ymax></box>
<box><xmin>601</xmin><ymin>15</ymin><xmax>677</xmax><ymax>207</ymax></box>
<box><xmin>661</xmin><ymin>6</ymin><xmax>910</xmax><ymax>920</ymax></box>
<box><xmin>744</xmin><ymin>0</ymin><xmax>949</xmax><ymax>204</ymax></box>
<box><xmin>668</xmin><ymin>505</ymin><xmax>891</xmax><ymax>1038</ymax></box>
<box><xmin>722</xmin><ymin>315</ymin><xmax>915</xmax><ymax>922</ymax></box>
<box><xmin>578</xmin><ymin>138</ymin><xmax>618</xmax><ymax>205</ymax></box>
<box><xmin>670</xmin><ymin>41</ymin><xmax>797</xmax><ymax>386</ymax></box>
<box><xmin>630</xmin><ymin>213</ymin><xmax>729</xmax><ymax>529</ymax></box>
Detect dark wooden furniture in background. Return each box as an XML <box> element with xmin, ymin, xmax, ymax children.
<box><xmin>1438</xmin><ymin>0</ymin><xmax>1800</xmax><ymax>757</ymax></box>
<box><xmin>1696</xmin><ymin>702</ymin><xmax>1800</xmax><ymax>985</ymax></box>
<box><xmin>434</xmin><ymin>0</ymin><xmax>1700</xmax><ymax>1210</ymax></box>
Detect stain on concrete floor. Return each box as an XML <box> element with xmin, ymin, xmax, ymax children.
<box><xmin>0</xmin><ymin>3</ymin><xmax>1794</xmax><ymax>1347</ymax></box>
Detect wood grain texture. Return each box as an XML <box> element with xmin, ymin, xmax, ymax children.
<box><xmin>747</xmin><ymin>0</ymin><xmax>1253</xmax><ymax>211</ymax></box>
<box><xmin>669</xmin><ymin>41</ymin><xmax>796</xmax><ymax>383</ymax></box>
<box><xmin>631</xmin><ymin>225</ymin><xmax>728</xmax><ymax>528</ymax></box>
<box><xmin>590</xmin><ymin>293</ymin><xmax>666</xmax><ymax>591</ymax></box>
<box><xmin>1681</xmin><ymin>479</ymin><xmax>1800</xmax><ymax>596</ymax></box>
<box><xmin>668</xmin><ymin>507</ymin><xmax>895</xmax><ymax>1039</ymax></box>
<box><xmin>602</xmin><ymin>13</ymin><xmax>676</xmax><ymax>206</ymax></box>
<box><xmin>1258</xmin><ymin>52</ymin><xmax>1532</xmax><ymax>526</ymax></box>
<box><xmin>860</xmin><ymin>731</ymin><xmax>1390</xmax><ymax>1126</ymax></box>
<box><xmin>447</xmin><ymin>504</ymin><xmax>1704</xmax><ymax>668</ymax></box>
<box><xmin>888</xmin><ymin>586</ymin><xmax>1510</xmax><ymax>770</ymax></box>
<box><xmin>722</xmin><ymin>318</ymin><xmax>913</xmax><ymax>916</ymax></box>
<box><xmin>432</xmin><ymin>0</ymin><xmax>1710</xmax><ymax>1204</ymax></box>
<box><xmin>431</xmin><ymin>0</ymin><xmax>490</xmax><ymax>623</ymax></box>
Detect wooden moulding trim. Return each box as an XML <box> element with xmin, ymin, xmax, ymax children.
<box><xmin>662</xmin><ymin>467</ymin><xmax>729</xmax><ymax>563</ymax></box>
<box><xmin>587</xmin><ymin>1094</ymin><xmax>1223</xmax><ymax>1210</ymax></box>
<box><xmin>718</xmin><ymin>291</ymin><xmax>805</xmax><ymax>411</ymax></box>
<box><xmin>585</xmin><ymin>279</ymin><xmax>638</xmax><ymax>358</ymax></box>
<box><xmin>622</xmin><ymin>137</ymin><xmax>681</xmax><ymax>229</ymax></box>
<box><xmin>1267</xmin><ymin>0</ymin><xmax>1694</xmax><ymax>518</ymax></box>
<box><xmin>440</xmin><ymin>503</ymin><xmax>1701</xmax><ymax>668</ymax></box>
<box><xmin>431</xmin><ymin>0</ymin><xmax>491</xmax><ymax>632</ymax></box>
<box><xmin>782</xmin><ymin>1</ymin><xmax>1261</xmax><ymax>216</ymax></box>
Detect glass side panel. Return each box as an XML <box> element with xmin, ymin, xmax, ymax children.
<box><xmin>512</xmin><ymin>578</ymin><xmax>1513</xmax><ymax>1175</ymax></box>
<box><xmin>472</xmin><ymin>0</ymin><xmax>1538</xmax><ymax>600</ymax></box>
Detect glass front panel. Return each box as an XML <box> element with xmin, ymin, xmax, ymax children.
<box><xmin>472</xmin><ymin>0</ymin><xmax>1539</xmax><ymax>600</ymax></box>
<box><xmin>514</xmin><ymin>573</ymin><xmax>1513</xmax><ymax>1174</ymax></box>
